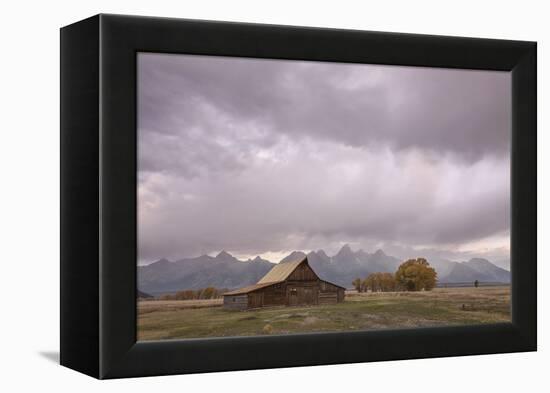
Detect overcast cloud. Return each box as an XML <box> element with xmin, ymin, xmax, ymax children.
<box><xmin>137</xmin><ymin>53</ymin><xmax>510</xmax><ymax>265</ymax></box>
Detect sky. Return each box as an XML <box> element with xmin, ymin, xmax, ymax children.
<box><xmin>137</xmin><ymin>53</ymin><xmax>511</xmax><ymax>267</ymax></box>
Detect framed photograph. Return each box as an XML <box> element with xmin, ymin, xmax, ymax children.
<box><xmin>60</xmin><ymin>14</ymin><xmax>536</xmax><ymax>379</ymax></box>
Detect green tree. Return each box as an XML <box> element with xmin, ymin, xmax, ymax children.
<box><xmin>394</xmin><ymin>258</ymin><xmax>437</xmax><ymax>291</ymax></box>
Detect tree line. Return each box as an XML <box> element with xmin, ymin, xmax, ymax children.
<box><xmin>352</xmin><ymin>258</ymin><xmax>437</xmax><ymax>292</ymax></box>
<box><xmin>159</xmin><ymin>286</ymin><xmax>228</xmax><ymax>300</ymax></box>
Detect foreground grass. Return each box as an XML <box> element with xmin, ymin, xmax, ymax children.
<box><xmin>137</xmin><ymin>286</ymin><xmax>510</xmax><ymax>341</ymax></box>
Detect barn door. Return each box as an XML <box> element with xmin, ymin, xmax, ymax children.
<box><xmin>288</xmin><ymin>287</ymin><xmax>298</xmax><ymax>306</ymax></box>
<box><xmin>304</xmin><ymin>288</ymin><xmax>314</xmax><ymax>304</ymax></box>
<box><xmin>249</xmin><ymin>292</ymin><xmax>264</xmax><ymax>308</ymax></box>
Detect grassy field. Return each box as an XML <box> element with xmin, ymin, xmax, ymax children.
<box><xmin>137</xmin><ymin>286</ymin><xmax>510</xmax><ymax>341</ymax></box>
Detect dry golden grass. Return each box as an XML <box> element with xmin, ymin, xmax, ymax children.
<box><xmin>137</xmin><ymin>286</ymin><xmax>510</xmax><ymax>341</ymax></box>
<box><xmin>138</xmin><ymin>298</ymin><xmax>223</xmax><ymax>314</ymax></box>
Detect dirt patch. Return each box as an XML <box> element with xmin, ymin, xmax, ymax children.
<box><xmin>301</xmin><ymin>316</ymin><xmax>320</xmax><ymax>325</ymax></box>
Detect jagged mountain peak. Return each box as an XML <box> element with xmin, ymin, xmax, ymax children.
<box><xmin>280</xmin><ymin>250</ymin><xmax>307</xmax><ymax>263</ymax></box>
<box><xmin>315</xmin><ymin>249</ymin><xmax>329</xmax><ymax>258</ymax></box>
<box><xmin>214</xmin><ymin>250</ymin><xmax>240</xmax><ymax>263</ymax></box>
<box><xmin>373</xmin><ymin>249</ymin><xmax>386</xmax><ymax>257</ymax></box>
<box><xmin>150</xmin><ymin>258</ymin><xmax>171</xmax><ymax>266</ymax></box>
<box><xmin>335</xmin><ymin>244</ymin><xmax>354</xmax><ymax>257</ymax></box>
<box><xmin>216</xmin><ymin>250</ymin><xmax>232</xmax><ymax>258</ymax></box>
<box><xmin>251</xmin><ymin>256</ymin><xmax>272</xmax><ymax>263</ymax></box>
<box><xmin>308</xmin><ymin>250</ymin><xmax>331</xmax><ymax>264</ymax></box>
<box><xmin>466</xmin><ymin>257</ymin><xmax>491</xmax><ymax>265</ymax></box>
<box><xmin>459</xmin><ymin>257</ymin><xmax>510</xmax><ymax>282</ymax></box>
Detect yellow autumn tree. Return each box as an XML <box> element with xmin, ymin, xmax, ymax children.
<box><xmin>395</xmin><ymin>258</ymin><xmax>437</xmax><ymax>291</ymax></box>
<box><xmin>364</xmin><ymin>272</ymin><xmax>397</xmax><ymax>292</ymax></box>
<box><xmin>379</xmin><ymin>272</ymin><xmax>397</xmax><ymax>292</ymax></box>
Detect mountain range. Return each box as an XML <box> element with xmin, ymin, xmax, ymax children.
<box><xmin>138</xmin><ymin>246</ymin><xmax>510</xmax><ymax>295</ymax></box>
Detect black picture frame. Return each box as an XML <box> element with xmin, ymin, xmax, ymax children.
<box><xmin>60</xmin><ymin>14</ymin><xmax>537</xmax><ymax>379</ymax></box>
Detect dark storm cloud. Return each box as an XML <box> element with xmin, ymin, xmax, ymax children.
<box><xmin>139</xmin><ymin>54</ymin><xmax>510</xmax><ymax>169</ymax></box>
<box><xmin>137</xmin><ymin>53</ymin><xmax>510</xmax><ymax>263</ymax></box>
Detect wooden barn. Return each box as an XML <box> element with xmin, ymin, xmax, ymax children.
<box><xmin>223</xmin><ymin>256</ymin><xmax>345</xmax><ymax>310</ymax></box>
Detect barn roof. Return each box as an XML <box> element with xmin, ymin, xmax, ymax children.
<box><xmin>223</xmin><ymin>281</ymin><xmax>280</xmax><ymax>296</ymax></box>
<box><xmin>257</xmin><ymin>257</ymin><xmax>308</xmax><ymax>284</ymax></box>
<box><xmin>320</xmin><ymin>279</ymin><xmax>347</xmax><ymax>290</ymax></box>
<box><xmin>223</xmin><ymin>256</ymin><xmax>346</xmax><ymax>296</ymax></box>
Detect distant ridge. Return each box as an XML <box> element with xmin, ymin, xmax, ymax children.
<box><xmin>138</xmin><ymin>252</ymin><xmax>275</xmax><ymax>295</ymax></box>
<box><xmin>137</xmin><ymin>290</ymin><xmax>153</xmax><ymax>299</ymax></box>
<box><xmin>138</xmin><ymin>246</ymin><xmax>510</xmax><ymax>294</ymax></box>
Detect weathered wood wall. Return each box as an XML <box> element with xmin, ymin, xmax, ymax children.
<box><xmin>248</xmin><ymin>292</ymin><xmax>264</xmax><ymax>308</ymax></box>
<box><xmin>223</xmin><ymin>294</ymin><xmax>248</xmax><ymax>310</ymax></box>
<box><xmin>318</xmin><ymin>280</ymin><xmax>344</xmax><ymax>304</ymax></box>
<box><xmin>287</xmin><ymin>263</ymin><xmax>318</xmax><ymax>281</ymax></box>
<box><xmin>337</xmin><ymin>288</ymin><xmax>345</xmax><ymax>302</ymax></box>
<box><xmin>286</xmin><ymin>281</ymin><xmax>320</xmax><ymax>306</ymax></box>
<box><xmin>261</xmin><ymin>283</ymin><xmax>286</xmax><ymax>306</ymax></box>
